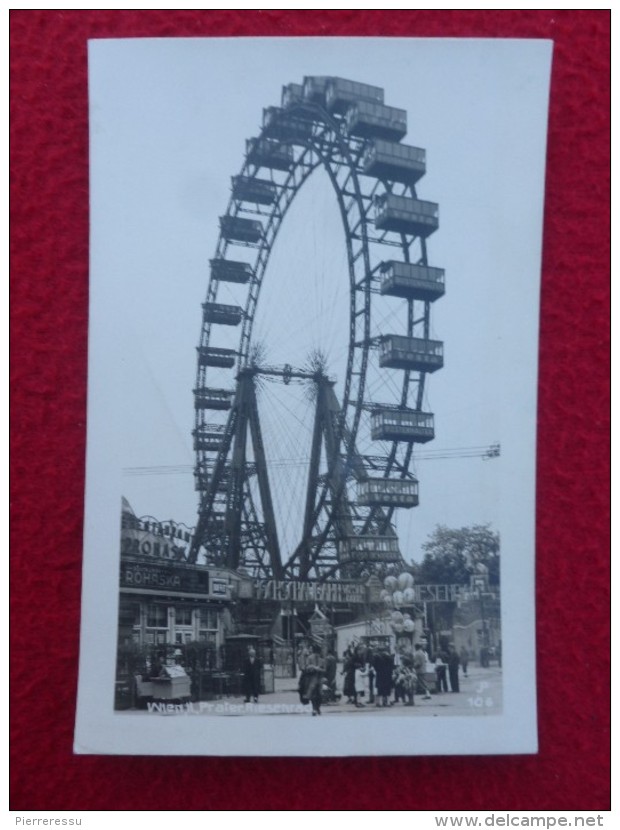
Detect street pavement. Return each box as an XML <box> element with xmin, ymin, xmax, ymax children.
<box><xmin>123</xmin><ymin>664</ymin><xmax>502</xmax><ymax>718</ymax></box>
<box><xmin>272</xmin><ymin>664</ymin><xmax>503</xmax><ymax>718</ymax></box>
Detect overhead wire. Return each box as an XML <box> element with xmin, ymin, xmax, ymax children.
<box><xmin>122</xmin><ymin>443</ymin><xmax>500</xmax><ymax>476</ymax></box>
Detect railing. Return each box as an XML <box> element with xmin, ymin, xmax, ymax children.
<box><xmin>325</xmin><ymin>77</ymin><xmax>384</xmax><ymax>112</ymax></box>
<box><xmin>346</xmin><ymin>100</ymin><xmax>407</xmax><ymax>138</ymax></box>
<box><xmin>364</xmin><ymin>139</ymin><xmax>425</xmax><ymax>166</ymax></box>
<box><xmin>193</xmin><ymin>388</ymin><xmax>234</xmax><ymax>409</ymax></box>
<box><xmin>210</xmin><ymin>258</ymin><xmax>253</xmax><ymax>284</ymax></box>
<box><xmin>339</xmin><ymin>535</ymin><xmax>401</xmax><ymax>562</ymax></box>
<box><xmin>219</xmin><ymin>215</ymin><xmax>264</xmax><ymax>243</ymax></box>
<box><xmin>375</xmin><ymin>193</ymin><xmax>439</xmax><ymax>219</ymax></box>
<box><xmin>380</xmin><ymin>335</ymin><xmax>443</xmax><ymax>358</ymax></box>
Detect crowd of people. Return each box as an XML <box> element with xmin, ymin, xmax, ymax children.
<box><xmin>240</xmin><ymin>639</ymin><xmax>482</xmax><ymax>717</ymax></box>
<box><xmin>297</xmin><ymin>640</ymin><xmax>471</xmax><ymax>713</ymax></box>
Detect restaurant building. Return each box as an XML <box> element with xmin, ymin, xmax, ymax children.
<box><xmin>115</xmin><ymin>499</ymin><xmax>257</xmax><ymax>707</ymax></box>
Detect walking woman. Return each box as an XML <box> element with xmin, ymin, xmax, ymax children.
<box><xmin>303</xmin><ymin>644</ymin><xmax>325</xmax><ymax>716</ymax></box>
<box><xmin>373</xmin><ymin>649</ymin><xmax>394</xmax><ymax>707</ymax></box>
<box><xmin>342</xmin><ymin>645</ymin><xmax>357</xmax><ymax>704</ymax></box>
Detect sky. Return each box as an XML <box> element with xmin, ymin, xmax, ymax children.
<box><xmin>88</xmin><ymin>37</ymin><xmax>550</xmax><ymax>565</ymax></box>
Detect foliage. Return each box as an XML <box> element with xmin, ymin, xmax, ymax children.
<box><xmin>418</xmin><ymin>524</ymin><xmax>500</xmax><ymax>586</ymax></box>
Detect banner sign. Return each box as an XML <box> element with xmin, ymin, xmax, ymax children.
<box><xmin>255</xmin><ymin>579</ymin><xmax>366</xmax><ymax>604</ymax></box>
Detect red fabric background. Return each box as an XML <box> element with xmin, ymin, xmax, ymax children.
<box><xmin>10</xmin><ymin>10</ymin><xmax>610</xmax><ymax>811</ymax></box>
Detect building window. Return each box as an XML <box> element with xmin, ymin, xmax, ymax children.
<box><xmin>145</xmin><ymin>631</ymin><xmax>168</xmax><ymax>645</ymax></box>
<box><xmin>198</xmin><ymin>607</ymin><xmax>218</xmax><ymax>645</ymax></box>
<box><xmin>175</xmin><ymin>631</ymin><xmax>194</xmax><ymax>645</ymax></box>
<box><xmin>175</xmin><ymin>606</ymin><xmax>193</xmax><ymax>626</ymax></box>
<box><xmin>199</xmin><ymin>607</ymin><xmax>218</xmax><ymax>630</ymax></box>
<box><xmin>146</xmin><ymin>605</ymin><xmax>168</xmax><ymax>629</ymax></box>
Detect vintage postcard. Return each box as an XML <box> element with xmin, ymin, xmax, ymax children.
<box><xmin>75</xmin><ymin>37</ymin><xmax>551</xmax><ymax>755</ymax></box>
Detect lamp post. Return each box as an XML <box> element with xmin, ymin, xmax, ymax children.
<box><xmin>472</xmin><ymin>565</ymin><xmax>490</xmax><ymax>666</ymax></box>
<box><xmin>290</xmin><ymin>598</ymin><xmax>297</xmax><ymax>677</ymax></box>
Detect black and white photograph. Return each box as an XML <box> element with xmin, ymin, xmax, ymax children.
<box><xmin>75</xmin><ymin>37</ymin><xmax>551</xmax><ymax>756</ymax></box>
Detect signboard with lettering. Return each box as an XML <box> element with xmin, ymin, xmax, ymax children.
<box><xmin>255</xmin><ymin>580</ymin><xmax>366</xmax><ymax>604</ymax></box>
<box><xmin>210</xmin><ymin>578</ymin><xmax>228</xmax><ymax>597</ymax></box>
<box><xmin>120</xmin><ymin>562</ymin><xmax>211</xmax><ymax>595</ymax></box>
<box><xmin>121</xmin><ymin>515</ymin><xmax>195</xmax><ymax>561</ymax></box>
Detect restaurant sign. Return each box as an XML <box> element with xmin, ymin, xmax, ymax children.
<box><xmin>120</xmin><ymin>562</ymin><xmax>213</xmax><ymax>596</ymax></box>
<box><xmin>255</xmin><ymin>579</ymin><xmax>366</xmax><ymax>604</ymax></box>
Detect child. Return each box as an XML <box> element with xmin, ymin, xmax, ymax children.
<box><xmin>354</xmin><ymin>662</ymin><xmax>368</xmax><ymax>707</ymax></box>
<box><xmin>392</xmin><ymin>664</ymin><xmax>416</xmax><ymax>706</ymax></box>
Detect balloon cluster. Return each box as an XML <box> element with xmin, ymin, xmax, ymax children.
<box><xmin>380</xmin><ymin>573</ymin><xmax>416</xmax><ymax>633</ymax></box>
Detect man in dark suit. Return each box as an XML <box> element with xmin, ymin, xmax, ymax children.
<box><xmin>242</xmin><ymin>646</ymin><xmax>261</xmax><ymax>703</ymax></box>
<box><xmin>447</xmin><ymin>645</ymin><xmax>461</xmax><ymax>692</ymax></box>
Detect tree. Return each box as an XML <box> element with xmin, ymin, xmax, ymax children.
<box><xmin>419</xmin><ymin>524</ymin><xmax>500</xmax><ymax>586</ymax></box>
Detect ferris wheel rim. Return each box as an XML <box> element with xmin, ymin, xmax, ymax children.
<box><xmin>192</xmin><ymin>78</ymin><xmax>439</xmax><ymax>578</ymax></box>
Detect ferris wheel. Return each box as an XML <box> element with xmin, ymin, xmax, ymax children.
<box><xmin>188</xmin><ymin>77</ymin><xmax>445</xmax><ymax>581</ymax></box>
